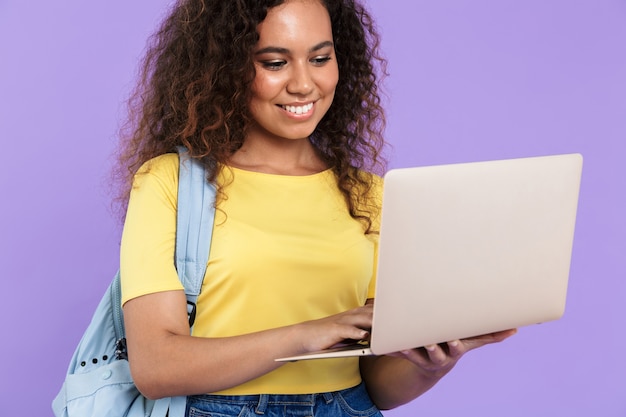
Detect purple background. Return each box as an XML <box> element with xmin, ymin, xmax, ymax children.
<box><xmin>1</xmin><ymin>0</ymin><xmax>624</xmax><ymax>415</ymax></box>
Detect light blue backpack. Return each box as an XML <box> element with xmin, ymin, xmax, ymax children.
<box><xmin>53</xmin><ymin>147</ymin><xmax>216</xmax><ymax>417</ymax></box>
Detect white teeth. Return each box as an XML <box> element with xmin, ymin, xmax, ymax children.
<box><xmin>282</xmin><ymin>103</ymin><xmax>313</xmax><ymax>114</ymax></box>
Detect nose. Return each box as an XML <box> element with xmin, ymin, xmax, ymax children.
<box><xmin>286</xmin><ymin>61</ymin><xmax>314</xmax><ymax>95</ymax></box>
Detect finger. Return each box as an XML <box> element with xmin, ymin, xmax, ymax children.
<box><xmin>389</xmin><ymin>348</ymin><xmax>430</xmax><ymax>366</ymax></box>
<box><xmin>446</xmin><ymin>340</ymin><xmax>464</xmax><ymax>358</ymax></box>
<box><xmin>351</xmin><ymin>304</ymin><xmax>374</xmax><ymax>313</ymax></box>
<box><xmin>340</xmin><ymin>304</ymin><xmax>373</xmax><ymax>319</ymax></box>
<box><xmin>333</xmin><ymin>319</ymin><xmax>372</xmax><ymax>343</ymax></box>
<box><xmin>492</xmin><ymin>328</ymin><xmax>518</xmax><ymax>340</ymax></box>
<box><xmin>474</xmin><ymin>328</ymin><xmax>517</xmax><ymax>341</ymax></box>
<box><xmin>462</xmin><ymin>328</ymin><xmax>517</xmax><ymax>350</ymax></box>
<box><xmin>424</xmin><ymin>344</ymin><xmax>448</xmax><ymax>364</ymax></box>
<box><xmin>336</xmin><ymin>313</ymin><xmax>372</xmax><ymax>331</ymax></box>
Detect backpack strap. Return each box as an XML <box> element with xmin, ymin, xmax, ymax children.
<box><xmin>175</xmin><ymin>147</ymin><xmax>216</xmax><ymax>327</ymax></box>
<box><xmin>151</xmin><ymin>148</ymin><xmax>216</xmax><ymax>417</ymax></box>
<box><xmin>112</xmin><ymin>148</ymin><xmax>215</xmax><ymax>346</ymax></box>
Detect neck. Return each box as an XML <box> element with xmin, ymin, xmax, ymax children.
<box><xmin>229</xmin><ymin>135</ymin><xmax>327</xmax><ymax>176</ymax></box>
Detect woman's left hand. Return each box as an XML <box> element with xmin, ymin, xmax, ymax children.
<box><xmin>387</xmin><ymin>329</ymin><xmax>517</xmax><ymax>378</ymax></box>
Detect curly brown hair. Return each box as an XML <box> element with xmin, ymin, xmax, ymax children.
<box><xmin>114</xmin><ymin>0</ymin><xmax>388</xmax><ymax>232</ymax></box>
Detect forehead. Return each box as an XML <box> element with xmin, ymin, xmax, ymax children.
<box><xmin>256</xmin><ymin>0</ymin><xmax>333</xmax><ymax>47</ymax></box>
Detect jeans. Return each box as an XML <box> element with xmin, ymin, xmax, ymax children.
<box><xmin>186</xmin><ymin>382</ymin><xmax>384</xmax><ymax>417</ymax></box>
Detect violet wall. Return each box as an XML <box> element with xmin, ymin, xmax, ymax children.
<box><xmin>1</xmin><ymin>0</ymin><xmax>624</xmax><ymax>415</ymax></box>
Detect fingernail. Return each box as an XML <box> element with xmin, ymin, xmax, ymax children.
<box><xmin>450</xmin><ymin>341</ymin><xmax>459</xmax><ymax>347</ymax></box>
<box><xmin>426</xmin><ymin>345</ymin><xmax>436</xmax><ymax>352</ymax></box>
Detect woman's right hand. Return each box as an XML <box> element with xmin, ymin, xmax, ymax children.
<box><xmin>296</xmin><ymin>304</ymin><xmax>373</xmax><ymax>352</ymax></box>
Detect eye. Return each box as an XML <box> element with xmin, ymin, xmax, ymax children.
<box><xmin>260</xmin><ymin>60</ymin><xmax>286</xmax><ymax>70</ymax></box>
<box><xmin>311</xmin><ymin>56</ymin><xmax>332</xmax><ymax>66</ymax></box>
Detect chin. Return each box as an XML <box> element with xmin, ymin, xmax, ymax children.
<box><xmin>271</xmin><ymin>128</ymin><xmax>318</xmax><ymax>142</ymax></box>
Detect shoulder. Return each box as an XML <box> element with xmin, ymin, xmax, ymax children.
<box><xmin>133</xmin><ymin>153</ymin><xmax>180</xmax><ymax>187</ymax></box>
<box><xmin>136</xmin><ymin>153</ymin><xmax>179</xmax><ymax>177</ymax></box>
<box><xmin>129</xmin><ymin>153</ymin><xmax>181</xmax><ymax>206</ymax></box>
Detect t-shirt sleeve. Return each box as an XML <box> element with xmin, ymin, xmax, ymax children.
<box><xmin>120</xmin><ymin>153</ymin><xmax>183</xmax><ymax>305</ymax></box>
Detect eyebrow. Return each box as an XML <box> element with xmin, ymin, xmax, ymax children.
<box><xmin>254</xmin><ymin>41</ymin><xmax>334</xmax><ymax>56</ymax></box>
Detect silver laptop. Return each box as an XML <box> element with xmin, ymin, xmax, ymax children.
<box><xmin>276</xmin><ymin>153</ymin><xmax>583</xmax><ymax>361</ymax></box>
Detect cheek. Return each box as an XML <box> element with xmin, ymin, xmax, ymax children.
<box><xmin>251</xmin><ymin>72</ymin><xmax>284</xmax><ymax>101</ymax></box>
<box><xmin>319</xmin><ymin>80</ymin><xmax>338</xmax><ymax>103</ymax></box>
<box><xmin>321</xmin><ymin>66</ymin><xmax>339</xmax><ymax>94</ymax></box>
<box><xmin>326</xmin><ymin>77</ymin><xmax>339</xmax><ymax>96</ymax></box>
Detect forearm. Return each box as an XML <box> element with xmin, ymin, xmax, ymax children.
<box><xmin>128</xmin><ymin>324</ymin><xmax>303</xmax><ymax>399</ymax></box>
<box><xmin>124</xmin><ymin>290</ymin><xmax>310</xmax><ymax>399</ymax></box>
<box><xmin>360</xmin><ymin>355</ymin><xmax>450</xmax><ymax>410</ymax></box>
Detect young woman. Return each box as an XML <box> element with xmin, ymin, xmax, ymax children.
<box><xmin>117</xmin><ymin>0</ymin><xmax>515</xmax><ymax>415</ymax></box>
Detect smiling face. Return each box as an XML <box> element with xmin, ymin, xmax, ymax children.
<box><xmin>247</xmin><ymin>0</ymin><xmax>339</xmax><ymax>145</ymax></box>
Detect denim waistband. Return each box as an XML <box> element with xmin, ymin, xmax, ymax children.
<box><xmin>189</xmin><ymin>385</ymin><xmax>348</xmax><ymax>413</ymax></box>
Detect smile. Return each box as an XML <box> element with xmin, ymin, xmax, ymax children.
<box><xmin>280</xmin><ymin>103</ymin><xmax>314</xmax><ymax>115</ymax></box>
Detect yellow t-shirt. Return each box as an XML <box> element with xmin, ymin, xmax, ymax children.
<box><xmin>120</xmin><ymin>153</ymin><xmax>381</xmax><ymax>395</ymax></box>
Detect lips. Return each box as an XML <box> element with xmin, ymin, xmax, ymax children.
<box><xmin>280</xmin><ymin>102</ymin><xmax>314</xmax><ymax>115</ymax></box>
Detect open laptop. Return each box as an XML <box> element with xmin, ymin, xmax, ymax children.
<box><xmin>276</xmin><ymin>153</ymin><xmax>583</xmax><ymax>361</ymax></box>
